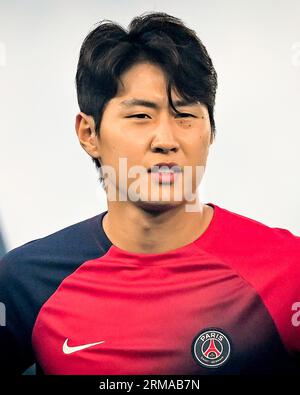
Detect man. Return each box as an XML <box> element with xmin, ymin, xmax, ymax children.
<box><xmin>0</xmin><ymin>12</ymin><xmax>299</xmax><ymax>375</ymax></box>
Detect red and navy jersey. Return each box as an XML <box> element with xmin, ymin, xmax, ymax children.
<box><xmin>0</xmin><ymin>203</ymin><xmax>299</xmax><ymax>374</ymax></box>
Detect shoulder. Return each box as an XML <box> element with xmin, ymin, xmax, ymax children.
<box><xmin>202</xmin><ymin>203</ymin><xmax>300</xmax><ymax>293</ymax></box>
<box><xmin>0</xmin><ymin>211</ymin><xmax>109</xmax><ymax>324</ymax></box>
<box><xmin>0</xmin><ymin>212</ymin><xmax>107</xmax><ymax>279</ymax></box>
<box><xmin>211</xmin><ymin>203</ymin><xmax>300</xmax><ymax>256</ymax></box>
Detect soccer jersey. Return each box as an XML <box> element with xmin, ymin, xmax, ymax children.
<box><xmin>0</xmin><ymin>203</ymin><xmax>299</xmax><ymax>374</ymax></box>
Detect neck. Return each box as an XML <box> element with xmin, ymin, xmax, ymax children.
<box><xmin>102</xmin><ymin>199</ymin><xmax>214</xmax><ymax>254</ymax></box>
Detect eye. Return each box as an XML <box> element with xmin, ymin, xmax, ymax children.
<box><xmin>126</xmin><ymin>114</ymin><xmax>151</xmax><ymax>119</ymax></box>
<box><xmin>175</xmin><ymin>113</ymin><xmax>195</xmax><ymax>118</ymax></box>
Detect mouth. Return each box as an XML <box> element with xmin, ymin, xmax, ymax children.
<box><xmin>147</xmin><ymin>162</ymin><xmax>182</xmax><ymax>184</ymax></box>
<box><xmin>147</xmin><ymin>162</ymin><xmax>182</xmax><ymax>174</ymax></box>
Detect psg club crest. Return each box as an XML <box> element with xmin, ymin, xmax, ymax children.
<box><xmin>192</xmin><ymin>328</ymin><xmax>232</xmax><ymax>368</ymax></box>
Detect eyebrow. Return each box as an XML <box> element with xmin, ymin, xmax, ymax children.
<box><xmin>119</xmin><ymin>98</ymin><xmax>200</xmax><ymax>109</ymax></box>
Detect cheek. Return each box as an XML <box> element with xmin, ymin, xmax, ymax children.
<box><xmin>187</xmin><ymin>134</ymin><xmax>211</xmax><ymax>161</ymax></box>
<box><xmin>100</xmin><ymin>136</ymin><xmax>144</xmax><ymax>170</ymax></box>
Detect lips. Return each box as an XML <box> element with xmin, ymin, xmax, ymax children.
<box><xmin>148</xmin><ymin>162</ymin><xmax>182</xmax><ymax>173</ymax></box>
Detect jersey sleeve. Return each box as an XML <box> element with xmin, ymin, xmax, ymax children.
<box><xmin>0</xmin><ymin>212</ymin><xmax>110</xmax><ymax>375</ymax></box>
<box><xmin>0</xmin><ymin>247</ymin><xmax>36</xmax><ymax>374</ymax></box>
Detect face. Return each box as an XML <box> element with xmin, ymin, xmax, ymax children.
<box><xmin>77</xmin><ymin>62</ymin><xmax>213</xmax><ymax>211</ymax></box>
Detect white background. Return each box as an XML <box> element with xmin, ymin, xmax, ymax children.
<box><xmin>0</xmin><ymin>0</ymin><xmax>299</xmax><ymax>251</ymax></box>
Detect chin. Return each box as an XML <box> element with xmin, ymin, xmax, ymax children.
<box><xmin>135</xmin><ymin>198</ymin><xmax>183</xmax><ymax>213</ymax></box>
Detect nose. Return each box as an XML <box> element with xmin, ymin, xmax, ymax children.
<box><xmin>150</xmin><ymin>116</ymin><xmax>180</xmax><ymax>154</ymax></box>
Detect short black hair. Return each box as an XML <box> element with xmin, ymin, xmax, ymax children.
<box><xmin>76</xmin><ymin>11</ymin><xmax>218</xmax><ymax>173</ymax></box>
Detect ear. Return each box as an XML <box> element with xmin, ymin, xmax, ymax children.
<box><xmin>75</xmin><ymin>112</ymin><xmax>101</xmax><ymax>160</ymax></box>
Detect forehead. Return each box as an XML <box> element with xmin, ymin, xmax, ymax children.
<box><xmin>110</xmin><ymin>62</ymin><xmax>202</xmax><ymax>110</ymax></box>
<box><xmin>115</xmin><ymin>62</ymin><xmax>179</xmax><ymax>100</ymax></box>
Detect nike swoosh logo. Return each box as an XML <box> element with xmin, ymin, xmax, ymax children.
<box><xmin>63</xmin><ymin>338</ymin><xmax>105</xmax><ymax>354</ymax></box>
